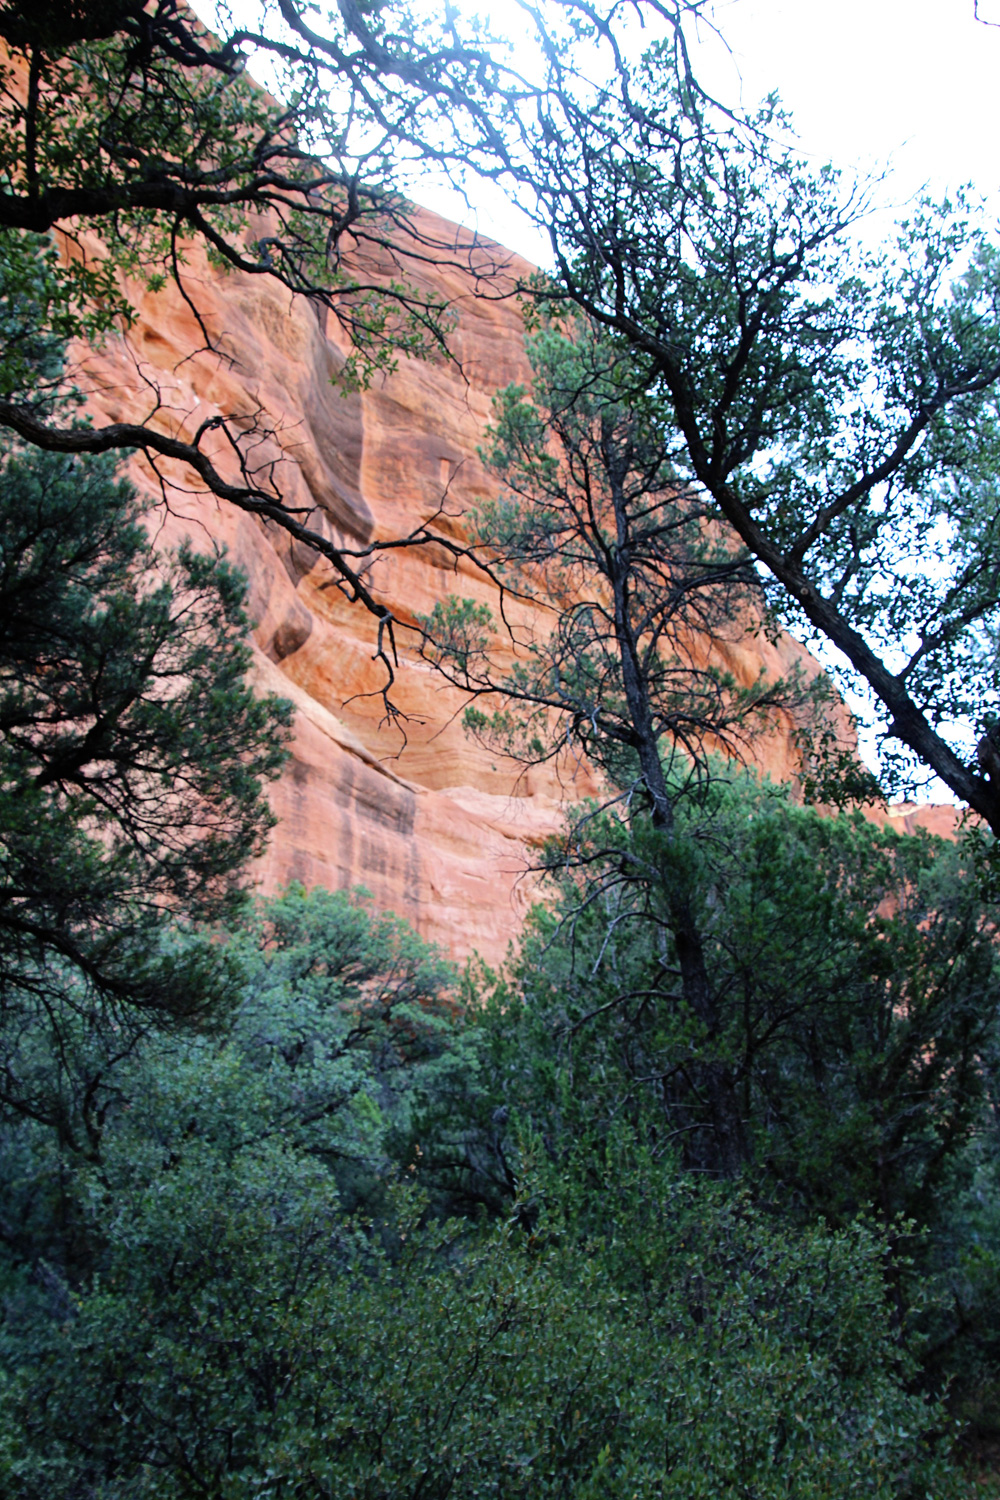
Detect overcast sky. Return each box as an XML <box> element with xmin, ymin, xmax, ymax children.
<box><xmin>701</xmin><ymin>1</ymin><xmax>1000</xmax><ymax>201</ymax></box>
<box><xmin>415</xmin><ymin>0</ymin><xmax>1000</xmax><ymax>263</ymax></box>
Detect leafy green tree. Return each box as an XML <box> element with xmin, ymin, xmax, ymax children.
<box><xmin>462</xmin><ymin>773</ymin><xmax>999</xmax><ymax>1230</ymax></box>
<box><xmin>422</xmin><ymin>321</ymin><xmax>846</xmax><ymax>1174</ymax></box>
<box><xmin>223</xmin><ymin>882</ymin><xmax>457</xmax><ymax>1203</ymax></box>
<box><xmin>425</xmin><ymin>320</ymin><xmax>820</xmax><ymax>791</ymax></box>
<box><xmin>445</xmin><ymin>10</ymin><xmax>1000</xmax><ymax>823</ymax></box>
<box><xmin>0</xmin><ymin>425</ymin><xmax>292</xmax><ymax>1142</ymax></box>
<box><xmin>0</xmin><ymin>883</ymin><xmax>454</xmax><ymax>1487</ymax></box>
<box><xmin>404</xmin><ymin>771</ymin><xmax>1000</xmax><ymax>1432</ymax></box>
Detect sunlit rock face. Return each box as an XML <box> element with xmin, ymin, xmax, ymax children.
<box><xmin>74</xmin><ymin>209</ymin><xmax>852</xmax><ymax>966</ymax></box>
<box><xmin>877</xmin><ymin>802</ymin><xmax>960</xmax><ymax>840</ymax></box>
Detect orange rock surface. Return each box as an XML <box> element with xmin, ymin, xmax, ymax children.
<box><xmin>75</xmin><ymin>210</ymin><xmax>866</xmax><ymax>966</ymax></box>
<box><xmin>876</xmin><ymin>801</ymin><xmax>961</xmax><ymax>841</ymax></box>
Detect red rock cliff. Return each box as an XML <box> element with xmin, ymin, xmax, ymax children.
<box><xmin>73</xmin><ymin>210</ymin><xmax>852</xmax><ymax>966</ymax></box>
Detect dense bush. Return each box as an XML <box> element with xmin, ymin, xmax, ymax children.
<box><xmin>0</xmin><ymin>1022</ymin><xmax>963</xmax><ymax>1498</ymax></box>
<box><xmin>416</xmin><ymin>776</ymin><xmax>999</xmax><ymax>1221</ymax></box>
<box><xmin>0</xmin><ymin>857</ymin><xmax>987</xmax><ymax>1497</ymax></box>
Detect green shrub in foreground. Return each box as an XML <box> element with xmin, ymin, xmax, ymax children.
<box><xmin>0</xmin><ymin>1127</ymin><xmax>963</xmax><ymax>1498</ymax></box>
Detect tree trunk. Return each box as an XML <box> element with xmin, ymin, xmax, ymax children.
<box><xmin>607</xmin><ymin>478</ymin><xmax>750</xmax><ymax>1175</ymax></box>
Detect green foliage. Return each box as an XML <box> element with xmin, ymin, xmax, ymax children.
<box><xmin>0</xmin><ymin>847</ymin><xmax>981</xmax><ymax>1497</ymax></box>
<box><xmin>458</xmin><ymin>772</ymin><xmax>999</xmax><ymax>1228</ymax></box>
<box><xmin>1</xmin><ymin>1181</ymin><xmax>959</xmax><ymax>1498</ymax></box>
<box><xmin>0</xmin><ymin>884</ymin><xmax>456</xmax><ymax>1491</ymax></box>
<box><xmin>0</xmin><ymin>231</ymin><xmax>125</xmax><ymax>405</ymax></box>
<box><xmin>0</xmin><ymin>433</ymin><xmax>293</xmax><ymax>1138</ymax></box>
<box><xmin>422</xmin><ymin>321</ymin><xmax>823</xmax><ymax>796</ymax></box>
<box><xmin>224</xmin><ymin>883</ymin><xmax>457</xmax><ymax>1200</ymax></box>
<box><xmin>0</xmin><ymin>888</ymin><xmax>965</xmax><ymax>1496</ymax></box>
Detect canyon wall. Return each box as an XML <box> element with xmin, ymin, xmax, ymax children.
<box><xmin>77</xmin><ymin>210</ymin><xmax>858</xmax><ymax>966</ymax></box>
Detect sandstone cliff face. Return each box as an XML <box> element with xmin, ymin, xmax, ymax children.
<box><xmin>75</xmin><ymin>210</ymin><xmax>855</xmax><ymax>966</ymax></box>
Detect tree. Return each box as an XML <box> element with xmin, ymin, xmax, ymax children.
<box><xmin>0</xmin><ymin>889</ymin><xmax>964</xmax><ymax>1496</ymax></box>
<box><xmin>0</xmin><ymin>0</ymin><xmax>541</xmax><ymax>689</ymax></box>
<box><xmin>463</xmin><ymin>774</ymin><xmax>999</xmax><ymax>1227</ymax></box>
<box><xmin>446</xmin><ymin>12</ymin><xmax>1000</xmax><ymax>826</ymax></box>
<box><xmin>428</xmin><ymin>320</ymin><xmax>819</xmax><ymax>795</ymax></box>
<box><xmin>402</xmin><ymin>770</ymin><xmax>1000</xmax><ymax>1425</ymax></box>
<box><xmin>0</xmin><ymin>395</ymin><xmax>293</xmax><ymax>1144</ymax></box>
<box><xmin>423</xmin><ymin>319</ymin><xmax>843</xmax><ymax>1173</ymax></box>
<box><xmin>227</xmin><ymin>881</ymin><xmax>457</xmax><ymax>1206</ymax></box>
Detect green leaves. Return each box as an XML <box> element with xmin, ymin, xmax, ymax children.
<box><xmin>424</xmin><ymin>318</ymin><xmax>816</xmax><ymax>805</ymax></box>
<box><xmin>0</xmin><ymin>442</ymin><xmax>292</xmax><ymax>914</ymax></box>
<box><xmin>0</xmin><ymin>857</ymin><xmax>980</xmax><ymax>1497</ymax></box>
<box><xmin>0</xmin><ymin>1115</ymin><xmax>964</xmax><ymax>1498</ymax></box>
<box><xmin>490</xmin><ymin>18</ymin><xmax>1000</xmax><ymax>813</ymax></box>
<box><xmin>0</xmin><ymin>434</ymin><xmax>293</xmax><ymax>1143</ymax></box>
<box><xmin>468</xmin><ymin>769</ymin><xmax>999</xmax><ymax>1227</ymax></box>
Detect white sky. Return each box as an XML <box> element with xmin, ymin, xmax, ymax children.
<box><xmin>702</xmin><ymin>1</ymin><xmax>1000</xmax><ymax>204</ymax></box>
<box><xmin>414</xmin><ymin>0</ymin><xmax>1000</xmax><ymax>264</ymax></box>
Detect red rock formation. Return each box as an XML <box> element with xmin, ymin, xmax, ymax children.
<box><xmin>876</xmin><ymin>801</ymin><xmax>961</xmax><ymax>841</ymax></box>
<box><xmin>73</xmin><ymin>210</ymin><xmax>861</xmax><ymax>966</ymax></box>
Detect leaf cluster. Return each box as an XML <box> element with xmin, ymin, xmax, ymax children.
<box><xmin>0</xmin><ymin>432</ymin><xmax>292</xmax><ymax>1144</ymax></box>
